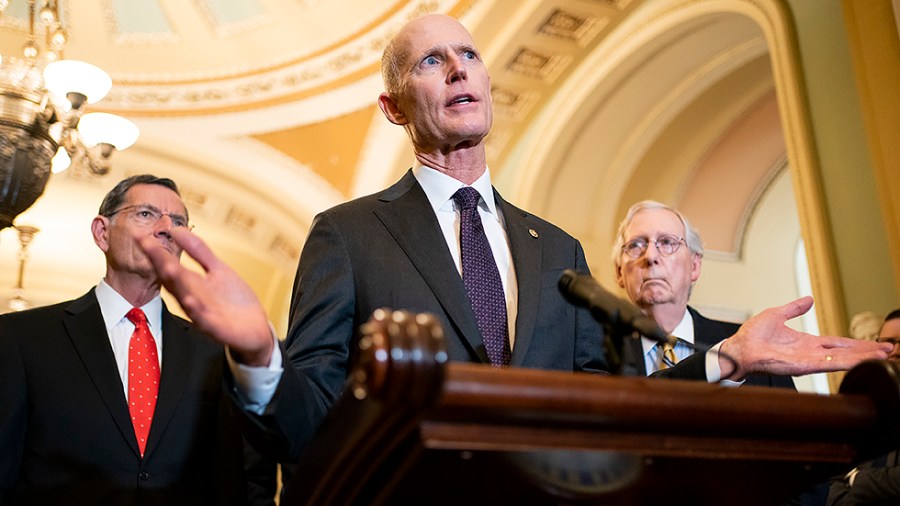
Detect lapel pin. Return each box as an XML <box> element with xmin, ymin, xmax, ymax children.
<box><xmin>529</xmin><ymin>228</ymin><xmax>539</xmax><ymax>238</ymax></box>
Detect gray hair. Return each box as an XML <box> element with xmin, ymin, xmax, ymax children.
<box><xmin>381</xmin><ymin>35</ymin><xmax>406</xmax><ymax>97</ymax></box>
<box><xmin>612</xmin><ymin>200</ymin><xmax>703</xmax><ymax>268</ymax></box>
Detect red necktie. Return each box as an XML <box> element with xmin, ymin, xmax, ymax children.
<box><xmin>126</xmin><ymin>308</ymin><xmax>159</xmax><ymax>457</ymax></box>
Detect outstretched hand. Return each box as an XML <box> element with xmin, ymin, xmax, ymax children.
<box><xmin>719</xmin><ymin>296</ymin><xmax>892</xmax><ymax>380</ymax></box>
<box><xmin>139</xmin><ymin>228</ymin><xmax>274</xmax><ymax>366</ymax></box>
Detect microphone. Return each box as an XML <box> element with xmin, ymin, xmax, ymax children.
<box><xmin>558</xmin><ymin>269</ymin><xmax>673</xmax><ymax>345</ymax></box>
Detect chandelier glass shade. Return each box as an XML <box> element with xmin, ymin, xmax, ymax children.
<box><xmin>0</xmin><ymin>0</ymin><xmax>139</xmax><ymax>231</ymax></box>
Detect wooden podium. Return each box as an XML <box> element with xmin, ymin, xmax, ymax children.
<box><xmin>283</xmin><ymin>311</ymin><xmax>900</xmax><ymax>505</ymax></box>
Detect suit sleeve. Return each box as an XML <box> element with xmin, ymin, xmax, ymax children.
<box><xmin>650</xmin><ymin>352</ymin><xmax>708</xmax><ymax>380</ymax></box>
<box><xmin>827</xmin><ymin>453</ymin><xmax>900</xmax><ymax>505</ymax></box>
<box><xmin>232</xmin><ymin>212</ymin><xmax>357</xmax><ymax>461</ymax></box>
<box><xmin>0</xmin><ymin>318</ymin><xmax>26</xmax><ymax>496</ymax></box>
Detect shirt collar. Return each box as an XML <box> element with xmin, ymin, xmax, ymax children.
<box><xmin>671</xmin><ymin>308</ymin><xmax>695</xmax><ymax>344</ymax></box>
<box><xmin>413</xmin><ymin>165</ymin><xmax>497</xmax><ymax>215</ymax></box>
<box><xmin>642</xmin><ymin>307</ymin><xmax>695</xmax><ymax>355</ymax></box>
<box><xmin>95</xmin><ymin>279</ymin><xmax>163</xmax><ymax>333</ymax></box>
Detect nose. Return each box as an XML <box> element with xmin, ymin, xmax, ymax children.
<box><xmin>447</xmin><ymin>53</ymin><xmax>467</xmax><ymax>83</ymax></box>
<box><xmin>153</xmin><ymin>214</ymin><xmax>175</xmax><ymax>239</ymax></box>
<box><xmin>642</xmin><ymin>240</ymin><xmax>662</xmax><ymax>264</ymax></box>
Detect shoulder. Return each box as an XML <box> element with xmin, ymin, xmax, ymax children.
<box><xmin>689</xmin><ymin>306</ymin><xmax>741</xmax><ymax>342</ymax></box>
<box><xmin>498</xmin><ymin>195</ymin><xmax>582</xmax><ymax>246</ymax></box>
<box><xmin>0</xmin><ymin>296</ymin><xmax>84</xmax><ymax>329</ymax></box>
<box><xmin>318</xmin><ymin>170</ymin><xmax>418</xmax><ymax>219</ymax></box>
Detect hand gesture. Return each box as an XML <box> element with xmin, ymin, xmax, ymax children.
<box><xmin>139</xmin><ymin>228</ymin><xmax>274</xmax><ymax>366</ymax></box>
<box><xmin>719</xmin><ymin>296</ymin><xmax>891</xmax><ymax>380</ymax></box>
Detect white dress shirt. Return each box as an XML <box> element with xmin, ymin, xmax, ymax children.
<box><xmin>94</xmin><ymin>279</ymin><xmax>163</xmax><ymax>397</ymax></box>
<box><xmin>640</xmin><ymin>307</ymin><xmax>733</xmax><ymax>384</ymax></box>
<box><xmin>641</xmin><ymin>308</ymin><xmax>695</xmax><ymax>375</ymax></box>
<box><xmin>412</xmin><ymin>165</ymin><xmax>519</xmax><ymax>347</ymax></box>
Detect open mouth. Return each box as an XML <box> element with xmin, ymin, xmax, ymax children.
<box><xmin>447</xmin><ymin>94</ymin><xmax>476</xmax><ymax>106</ymax></box>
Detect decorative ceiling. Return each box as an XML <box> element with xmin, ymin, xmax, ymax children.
<box><xmin>0</xmin><ymin>0</ymin><xmax>798</xmax><ymax>340</ymax></box>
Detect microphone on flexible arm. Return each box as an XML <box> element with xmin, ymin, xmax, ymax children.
<box><xmin>559</xmin><ymin>269</ymin><xmax>677</xmax><ymax>375</ymax></box>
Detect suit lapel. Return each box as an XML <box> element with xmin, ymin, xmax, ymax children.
<box><xmin>498</xmin><ymin>196</ymin><xmax>542</xmax><ymax>366</ymax></box>
<box><xmin>373</xmin><ymin>171</ymin><xmax>488</xmax><ymax>362</ymax></box>
<box><xmin>689</xmin><ymin>306</ymin><xmax>719</xmax><ymax>348</ymax></box>
<box><xmin>63</xmin><ymin>290</ymin><xmax>140</xmax><ymax>457</ymax></box>
<box><xmin>624</xmin><ymin>336</ymin><xmax>648</xmax><ymax>375</ymax></box>
<box><xmin>144</xmin><ymin>307</ymin><xmax>193</xmax><ymax>458</ymax></box>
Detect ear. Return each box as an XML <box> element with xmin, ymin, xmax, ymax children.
<box><xmin>615</xmin><ymin>261</ymin><xmax>625</xmax><ymax>289</ymax></box>
<box><xmin>378</xmin><ymin>92</ymin><xmax>408</xmax><ymax>126</ymax></box>
<box><xmin>91</xmin><ymin>216</ymin><xmax>111</xmax><ymax>253</ymax></box>
<box><xmin>690</xmin><ymin>253</ymin><xmax>702</xmax><ymax>283</ymax></box>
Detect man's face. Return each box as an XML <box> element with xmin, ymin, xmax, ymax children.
<box><xmin>616</xmin><ymin>208</ymin><xmax>701</xmax><ymax>311</ymax></box>
<box><xmin>93</xmin><ymin>184</ymin><xmax>186</xmax><ymax>278</ymax></box>
<box><xmin>878</xmin><ymin>318</ymin><xmax>900</xmax><ymax>361</ymax></box>
<box><xmin>384</xmin><ymin>14</ymin><xmax>492</xmax><ymax>151</ymax></box>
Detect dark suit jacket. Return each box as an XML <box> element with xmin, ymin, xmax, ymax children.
<box><xmin>237</xmin><ymin>171</ymin><xmax>710</xmax><ymax>461</ymax></box>
<box><xmin>624</xmin><ymin>306</ymin><xmax>795</xmax><ymax>388</ymax></box>
<box><xmin>0</xmin><ymin>290</ymin><xmax>248</xmax><ymax>506</ymax></box>
<box><xmin>827</xmin><ymin>449</ymin><xmax>900</xmax><ymax>505</ymax></box>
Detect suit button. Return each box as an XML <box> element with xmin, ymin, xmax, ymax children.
<box><xmin>139</xmin><ymin>471</ymin><xmax>150</xmax><ymax>481</ymax></box>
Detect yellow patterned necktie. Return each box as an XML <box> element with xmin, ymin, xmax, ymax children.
<box><xmin>659</xmin><ymin>340</ymin><xmax>678</xmax><ymax>370</ymax></box>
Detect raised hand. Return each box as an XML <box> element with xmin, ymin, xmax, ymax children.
<box><xmin>138</xmin><ymin>228</ymin><xmax>274</xmax><ymax>366</ymax></box>
<box><xmin>719</xmin><ymin>296</ymin><xmax>892</xmax><ymax>380</ymax></box>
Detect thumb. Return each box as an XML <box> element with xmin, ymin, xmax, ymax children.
<box><xmin>776</xmin><ymin>296</ymin><xmax>814</xmax><ymax>321</ymax></box>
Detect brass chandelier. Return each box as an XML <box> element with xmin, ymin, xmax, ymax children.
<box><xmin>0</xmin><ymin>0</ymin><xmax>138</xmax><ymax>231</ymax></box>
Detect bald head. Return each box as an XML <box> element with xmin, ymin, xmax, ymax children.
<box><xmin>382</xmin><ymin>14</ymin><xmax>473</xmax><ymax>95</ymax></box>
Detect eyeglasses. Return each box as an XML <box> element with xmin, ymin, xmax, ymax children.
<box><xmin>107</xmin><ymin>204</ymin><xmax>192</xmax><ymax>230</ymax></box>
<box><xmin>621</xmin><ymin>234</ymin><xmax>685</xmax><ymax>259</ymax></box>
<box><xmin>877</xmin><ymin>336</ymin><xmax>900</xmax><ymax>346</ymax></box>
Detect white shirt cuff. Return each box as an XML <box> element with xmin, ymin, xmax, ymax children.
<box><xmin>705</xmin><ymin>341</ymin><xmax>743</xmax><ymax>386</ymax></box>
<box><xmin>226</xmin><ymin>327</ymin><xmax>284</xmax><ymax>415</ymax></box>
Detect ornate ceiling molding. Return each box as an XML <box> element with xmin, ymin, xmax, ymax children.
<box><xmin>98</xmin><ymin>0</ymin><xmax>476</xmax><ymax>115</ymax></box>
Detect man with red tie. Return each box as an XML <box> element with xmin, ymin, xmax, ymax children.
<box><xmin>0</xmin><ymin>175</ymin><xmax>251</xmax><ymax>505</ymax></box>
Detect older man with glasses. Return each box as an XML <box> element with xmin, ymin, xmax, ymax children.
<box><xmin>613</xmin><ymin>200</ymin><xmax>794</xmax><ymax>388</ymax></box>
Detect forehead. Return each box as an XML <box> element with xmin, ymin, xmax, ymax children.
<box><xmin>397</xmin><ymin>15</ymin><xmax>476</xmax><ymax>62</ymax></box>
<box><xmin>624</xmin><ymin>208</ymin><xmax>685</xmax><ymax>238</ymax></box>
<box><xmin>124</xmin><ymin>184</ymin><xmax>186</xmax><ymax>213</ymax></box>
<box><xmin>881</xmin><ymin>318</ymin><xmax>900</xmax><ymax>338</ymax></box>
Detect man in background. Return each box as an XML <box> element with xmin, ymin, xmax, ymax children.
<box><xmin>613</xmin><ymin>200</ymin><xmax>795</xmax><ymax>388</ymax></box>
<box><xmin>827</xmin><ymin>309</ymin><xmax>900</xmax><ymax>505</ymax></box>
<box><xmin>877</xmin><ymin>309</ymin><xmax>900</xmax><ymax>361</ymax></box>
<box><xmin>0</xmin><ymin>175</ymin><xmax>251</xmax><ymax>505</ymax></box>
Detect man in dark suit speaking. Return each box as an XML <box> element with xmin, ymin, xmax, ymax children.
<box><xmin>0</xmin><ymin>175</ymin><xmax>249</xmax><ymax>505</ymax></box>
<box><xmin>137</xmin><ymin>13</ymin><xmax>889</xmax><ymax>469</ymax></box>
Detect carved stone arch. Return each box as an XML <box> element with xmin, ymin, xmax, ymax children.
<box><xmin>501</xmin><ymin>0</ymin><xmax>843</xmax><ymax>334</ymax></box>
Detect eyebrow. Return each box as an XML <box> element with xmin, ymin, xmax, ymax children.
<box><xmin>416</xmin><ymin>42</ymin><xmax>479</xmax><ymax>61</ymax></box>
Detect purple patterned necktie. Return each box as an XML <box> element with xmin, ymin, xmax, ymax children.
<box><xmin>453</xmin><ymin>187</ymin><xmax>511</xmax><ymax>366</ymax></box>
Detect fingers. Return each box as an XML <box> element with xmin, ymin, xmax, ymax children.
<box><xmin>171</xmin><ymin>228</ymin><xmax>220</xmax><ymax>273</ymax></box>
<box><xmin>138</xmin><ymin>234</ymin><xmax>196</xmax><ymax>300</ymax></box>
<box><xmin>139</xmin><ymin>234</ymin><xmax>180</xmax><ymax>278</ymax></box>
<box><xmin>810</xmin><ymin>346</ymin><xmax>889</xmax><ymax>373</ymax></box>
<box><xmin>769</xmin><ymin>337</ymin><xmax>891</xmax><ymax>376</ymax></box>
<box><xmin>821</xmin><ymin>337</ymin><xmax>893</xmax><ymax>354</ymax></box>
